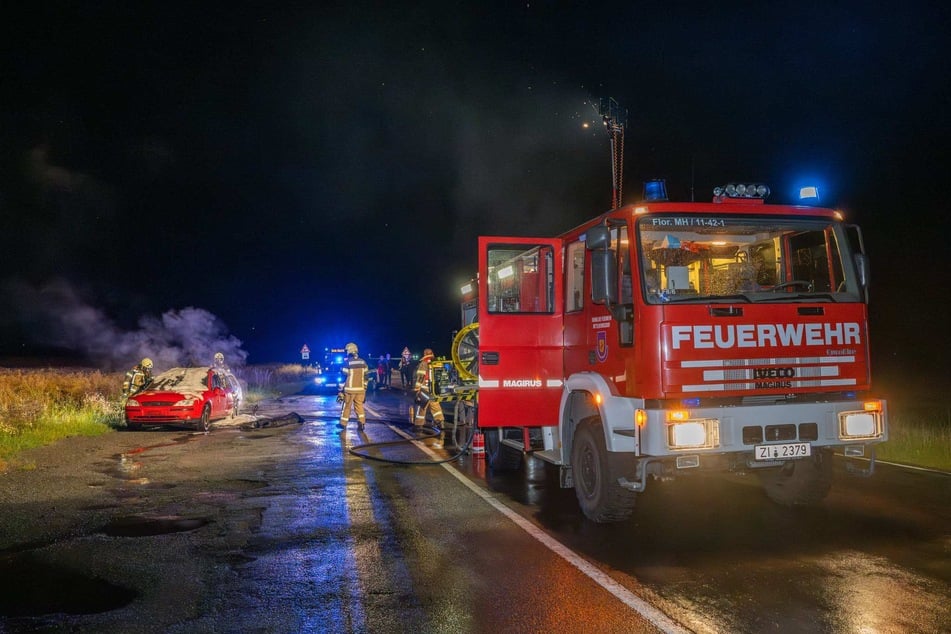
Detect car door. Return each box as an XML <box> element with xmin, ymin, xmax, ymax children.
<box><xmin>207</xmin><ymin>369</ymin><xmax>229</xmax><ymax>418</ymax></box>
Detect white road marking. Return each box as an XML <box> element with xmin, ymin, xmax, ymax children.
<box><xmin>378</xmin><ymin>419</ymin><xmax>689</xmax><ymax>634</ymax></box>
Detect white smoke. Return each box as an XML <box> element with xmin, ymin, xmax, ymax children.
<box><xmin>3</xmin><ymin>278</ymin><xmax>248</xmax><ymax>371</ymax></box>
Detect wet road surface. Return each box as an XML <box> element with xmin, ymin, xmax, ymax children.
<box><xmin>0</xmin><ymin>386</ymin><xmax>949</xmax><ymax>633</ymax></box>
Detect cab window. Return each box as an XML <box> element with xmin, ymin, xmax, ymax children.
<box><xmin>486</xmin><ymin>244</ymin><xmax>555</xmax><ymax>314</ymax></box>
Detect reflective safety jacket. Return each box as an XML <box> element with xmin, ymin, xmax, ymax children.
<box><xmin>414</xmin><ymin>355</ymin><xmax>435</xmax><ymax>395</ymax></box>
<box><xmin>342</xmin><ymin>356</ymin><xmax>368</xmax><ymax>393</ymax></box>
<box><xmin>123</xmin><ymin>366</ymin><xmax>152</xmax><ymax>396</ymax></box>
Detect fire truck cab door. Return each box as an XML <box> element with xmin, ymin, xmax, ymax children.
<box><xmin>477</xmin><ymin>236</ymin><xmax>564</xmax><ymax>428</ymax></box>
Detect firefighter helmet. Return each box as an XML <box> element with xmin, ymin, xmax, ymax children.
<box><xmin>345</xmin><ymin>342</ymin><xmax>358</xmax><ymax>356</ymax></box>
<box><xmin>141</xmin><ymin>358</ymin><xmax>153</xmax><ymax>369</ymax></box>
<box><xmin>422</xmin><ymin>348</ymin><xmax>434</xmax><ymax>358</ymax></box>
<box><xmin>214</xmin><ymin>352</ymin><xmax>224</xmax><ymax>363</ymax></box>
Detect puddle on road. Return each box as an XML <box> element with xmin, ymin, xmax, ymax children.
<box><xmin>99</xmin><ymin>515</ymin><xmax>211</xmax><ymax>537</ymax></box>
<box><xmin>122</xmin><ymin>432</ymin><xmax>201</xmax><ymax>457</ymax></box>
<box><xmin>0</xmin><ymin>552</ymin><xmax>137</xmax><ymax>617</ymax></box>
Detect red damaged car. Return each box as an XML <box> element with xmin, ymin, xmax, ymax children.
<box><xmin>125</xmin><ymin>366</ymin><xmax>243</xmax><ymax>431</ymax></box>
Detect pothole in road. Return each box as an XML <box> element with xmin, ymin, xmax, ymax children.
<box><xmin>99</xmin><ymin>515</ymin><xmax>211</xmax><ymax>537</ymax></box>
<box><xmin>0</xmin><ymin>552</ymin><xmax>137</xmax><ymax>616</ymax></box>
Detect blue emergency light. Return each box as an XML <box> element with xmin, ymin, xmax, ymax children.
<box><xmin>643</xmin><ymin>179</ymin><xmax>668</xmax><ymax>201</ymax></box>
<box><xmin>799</xmin><ymin>185</ymin><xmax>820</xmax><ymax>202</ymax></box>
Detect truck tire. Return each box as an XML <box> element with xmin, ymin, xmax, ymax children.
<box><xmin>571</xmin><ymin>417</ymin><xmax>637</xmax><ymax>522</ymax></box>
<box><xmin>758</xmin><ymin>449</ymin><xmax>834</xmax><ymax>506</ymax></box>
<box><xmin>484</xmin><ymin>428</ymin><xmax>523</xmax><ymax>472</ymax></box>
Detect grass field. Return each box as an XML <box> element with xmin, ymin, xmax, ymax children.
<box><xmin>0</xmin><ymin>367</ymin><xmax>947</xmax><ymax>473</ymax></box>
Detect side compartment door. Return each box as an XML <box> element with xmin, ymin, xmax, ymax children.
<box><xmin>477</xmin><ymin>237</ymin><xmax>563</xmax><ymax>428</ymax></box>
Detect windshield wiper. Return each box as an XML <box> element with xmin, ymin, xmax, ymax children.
<box><xmin>664</xmin><ymin>293</ymin><xmax>755</xmax><ymax>304</ymax></box>
<box><xmin>769</xmin><ymin>293</ymin><xmax>838</xmax><ymax>302</ymax></box>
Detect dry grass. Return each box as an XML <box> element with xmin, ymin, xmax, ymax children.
<box><xmin>0</xmin><ymin>368</ymin><xmax>125</xmax><ymax>468</ymax></box>
<box><xmin>232</xmin><ymin>363</ymin><xmax>316</xmax><ymax>403</ymax></box>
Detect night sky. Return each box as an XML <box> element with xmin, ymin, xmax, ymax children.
<box><xmin>1</xmin><ymin>2</ymin><xmax>949</xmax><ymax>393</ymax></box>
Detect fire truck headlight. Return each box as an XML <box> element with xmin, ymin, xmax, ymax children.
<box><xmin>839</xmin><ymin>410</ymin><xmax>883</xmax><ymax>439</ymax></box>
<box><xmin>666</xmin><ymin>419</ymin><xmax>719</xmax><ymax>449</ymax></box>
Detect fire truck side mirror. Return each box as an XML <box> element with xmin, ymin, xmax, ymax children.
<box><xmin>853</xmin><ymin>253</ymin><xmax>869</xmax><ymax>302</ymax></box>
<box><xmin>585</xmin><ymin>226</ymin><xmax>611</xmax><ymax>250</ymax></box>
<box><xmin>586</xmin><ymin>226</ymin><xmax>617</xmax><ymax>305</ymax></box>
<box><xmin>854</xmin><ymin>253</ymin><xmax>868</xmax><ymax>287</ymax></box>
<box><xmin>591</xmin><ymin>249</ymin><xmax>618</xmax><ymax>305</ymax></box>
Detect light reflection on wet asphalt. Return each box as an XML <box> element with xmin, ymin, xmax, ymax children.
<box><xmin>212</xmin><ymin>390</ymin><xmax>445</xmax><ymax>632</ymax></box>
<box><xmin>226</xmin><ymin>388</ymin><xmax>951</xmax><ymax>633</ymax></box>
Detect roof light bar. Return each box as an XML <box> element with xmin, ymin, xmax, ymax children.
<box><xmin>713</xmin><ymin>183</ymin><xmax>770</xmax><ymax>199</ymax></box>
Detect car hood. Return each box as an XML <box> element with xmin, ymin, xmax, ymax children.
<box><xmin>135</xmin><ymin>367</ymin><xmax>210</xmax><ymax>400</ymax></box>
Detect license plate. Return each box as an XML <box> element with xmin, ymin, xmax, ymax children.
<box><xmin>754</xmin><ymin>442</ymin><xmax>812</xmax><ymax>461</ymax></box>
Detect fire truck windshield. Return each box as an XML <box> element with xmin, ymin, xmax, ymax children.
<box><xmin>636</xmin><ymin>215</ymin><xmax>854</xmax><ymax>303</ymax></box>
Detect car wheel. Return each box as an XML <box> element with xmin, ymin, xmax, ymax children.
<box><xmin>197</xmin><ymin>404</ymin><xmax>212</xmax><ymax>432</ymax></box>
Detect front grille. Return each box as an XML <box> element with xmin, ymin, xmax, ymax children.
<box><xmin>743</xmin><ymin>423</ymin><xmax>819</xmax><ymax>444</ymax></box>
<box><xmin>742</xmin><ymin>426</ymin><xmax>763</xmax><ymax>444</ymax></box>
<box><xmin>764</xmin><ymin>424</ymin><xmax>797</xmax><ymax>441</ymax></box>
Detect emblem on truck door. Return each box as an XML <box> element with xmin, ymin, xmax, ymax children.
<box><xmin>597</xmin><ymin>330</ymin><xmax>608</xmax><ymax>362</ymax></box>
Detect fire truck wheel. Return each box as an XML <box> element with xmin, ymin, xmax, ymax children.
<box><xmin>484</xmin><ymin>428</ymin><xmax>523</xmax><ymax>472</ymax></box>
<box><xmin>757</xmin><ymin>449</ymin><xmax>833</xmax><ymax>506</ymax></box>
<box><xmin>571</xmin><ymin>417</ymin><xmax>637</xmax><ymax>523</ymax></box>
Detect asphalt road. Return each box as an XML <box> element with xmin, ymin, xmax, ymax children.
<box><xmin>0</xmin><ymin>386</ymin><xmax>949</xmax><ymax>633</ymax></box>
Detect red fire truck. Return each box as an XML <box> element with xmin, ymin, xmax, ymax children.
<box><xmin>457</xmin><ymin>182</ymin><xmax>887</xmax><ymax>522</ymax></box>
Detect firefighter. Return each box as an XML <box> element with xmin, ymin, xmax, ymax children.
<box><xmin>122</xmin><ymin>358</ymin><xmax>153</xmax><ymax>397</ymax></box>
<box><xmin>213</xmin><ymin>352</ymin><xmax>227</xmax><ymax>370</ymax></box>
<box><xmin>399</xmin><ymin>347</ymin><xmax>413</xmax><ymax>390</ymax></box>
<box><xmin>413</xmin><ymin>348</ymin><xmax>444</xmax><ymax>428</ymax></box>
<box><xmin>338</xmin><ymin>342</ymin><xmax>368</xmax><ymax>431</ymax></box>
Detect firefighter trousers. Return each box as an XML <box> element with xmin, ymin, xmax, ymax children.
<box><xmin>340</xmin><ymin>390</ymin><xmax>366</xmax><ymax>426</ymax></box>
<box><xmin>413</xmin><ymin>400</ymin><xmax>444</xmax><ymax>426</ymax></box>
